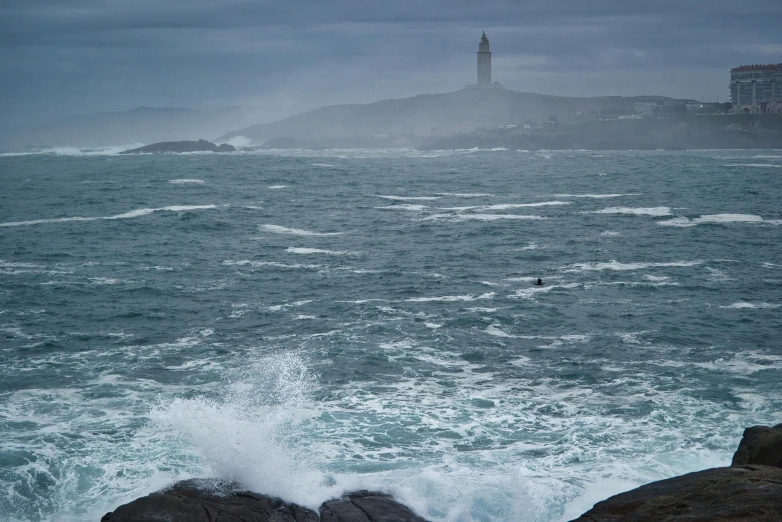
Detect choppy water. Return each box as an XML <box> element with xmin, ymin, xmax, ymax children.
<box><xmin>1</xmin><ymin>148</ymin><xmax>781</xmax><ymax>522</ymax></box>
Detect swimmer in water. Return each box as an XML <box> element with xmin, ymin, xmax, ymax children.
<box><xmin>535</xmin><ymin>278</ymin><xmax>543</xmax><ymax>286</ymax></box>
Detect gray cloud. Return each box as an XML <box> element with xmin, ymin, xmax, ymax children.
<box><xmin>1</xmin><ymin>0</ymin><xmax>781</xmax><ymax>129</ymax></box>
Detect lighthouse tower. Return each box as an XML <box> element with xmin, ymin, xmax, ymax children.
<box><xmin>477</xmin><ymin>31</ymin><xmax>491</xmax><ymax>87</ymax></box>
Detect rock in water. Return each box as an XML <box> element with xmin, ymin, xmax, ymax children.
<box><xmin>732</xmin><ymin>423</ymin><xmax>782</xmax><ymax>468</ymax></box>
<box><xmin>102</xmin><ymin>481</ymin><xmax>428</xmax><ymax>522</ymax></box>
<box><xmin>100</xmin><ymin>479</ymin><xmax>319</xmax><ymax>522</ymax></box>
<box><xmin>119</xmin><ymin>139</ymin><xmax>236</xmax><ymax>154</ymax></box>
<box><xmin>570</xmin><ymin>465</ymin><xmax>782</xmax><ymax>521</ymax></box>
<box><xmin>320</xmin><ymin>490</ymin><xmax>428</xmax><ymax>522</ymax></box>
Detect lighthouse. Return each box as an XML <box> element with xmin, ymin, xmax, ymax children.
<box><xmin>477</xmin><ymin>31</ymin><xmax>491</xmax><ymax>87</ymax></box>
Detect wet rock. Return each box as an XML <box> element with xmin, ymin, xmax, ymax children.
<box><xmin>320</xmin><ymin>490</ymin><xmax>428</xmax><ymax>522</ymax></box>
<box><xmin>570</xmin><ymin>465</ymin><xmax>782</xmax><ymax>522</ymax></box>
<box><xmin>100</xmin><ymin>479</ymin><xmax>319</xmax><ymax>522</ymax></box>
<box><xmin>102</xmin><ymin>481</ymin><xmax>428</xmax><ymax>522</ymax></box>
<box><xmin>732</xmin><ymin>423</ymin><xmax>782</xmax><ymax>468</ymax></box>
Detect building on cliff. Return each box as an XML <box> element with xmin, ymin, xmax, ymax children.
<box><xmin>477</xmin><ymin>31</ymin><xmax>492</xmax><ymax>87</ymax></box>
<box><xmin>730</xmin><ymin>64</ymin><xmax>782</xmax><ymax>114</ymax></box>
<box><xmin>474</xmin><ymin>32</ymin><xmax>502</xmax><ymax>89</ymax></box>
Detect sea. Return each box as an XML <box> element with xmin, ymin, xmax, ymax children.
<box><xmin>0</xmin><ymin>147</ymin><xmax>781</xmax><ymax>522</ymax></box>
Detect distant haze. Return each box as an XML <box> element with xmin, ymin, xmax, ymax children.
<box><xmin>1</xmin><ymin>0</ymin><xmax>781</xmax><ymax>132</ymax></box>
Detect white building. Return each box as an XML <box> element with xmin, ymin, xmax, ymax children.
<box><xmin>730</xmin><ymin>64</ymin><xmax>782</xmax><ymax>114</ymax></box>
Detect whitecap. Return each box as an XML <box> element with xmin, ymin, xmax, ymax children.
<box><xmin>563</xmin><ymin>260</ymin><xmax>701</xmax><ymax>272</ymax></box>
<box><xmin>222</xmin><ymin>260</ymin><xmax>321</xmax><ymax>269</ymax></box>
<box><xmin>438</xmin><ymin>201</ymin><xmax>569</xmax><ymax>211</ymax></box>
<box><xmin>286</xmin><ymin>247</ymin><xmax>358</xmax><ymax>256</ymax></box>
<box><xmin>423</xmin><ymin>213</ymin><xmax>546</xmax><ymax>222</ymax></box>
<box><xmin>723</xmin><ymin>164</ymin><xmax>781</xmax><ymax>168</ymax></box>
<box><xmin>485</xmin><ymin>325</ymin><xmax>514</xmax><ymax>338</ymax></box>
<box><xmin>374</xmin><ymin>204</ymin><xmax>429</xmax><ymax>211</ymax></box>
<box><xmin>406</xmin><ymin>292</ymin><xmax>495</xmax><ymax>302</ymax></box>
<box><xmin>590</xmin><ymin>207</ymin><xmax>671</xmax><ymax>216</ymax></box>
<box><xmin>509</xmin><ymin>282</ymin><xmax>580</xmax><ymax>298</ymax></box>
<box><xmin>658</xmin><ymin>214</ymin><xmax>768</xmax><ymax>227</ymax></box>
<box><xmin>268</xmin><ymin>185</ymin><xmax>288</xmax><ymax>189</ymax></box>
<box><xmin>719</xmin><ymin>302</ymin><xmax>780</xmax><ymax>309</ymax></box>
<box><xmin>168</xmin><ymin>179</ymin><xmax>205</xmax><ymax>184</ymax></box>
<box><xmin>375</xmin><ymin>195</ymin><xmax>441</xmax><ymax>201</ymax></box>
<box><xmin>435</xmin><ymin>193</ymin><xmax>495</xmax><ymax>197</ymax></box>
<box><xmin>259</xmin><ymin>224</ymin><xmax>343</xmax><ymax>236</ymax></box>
<box><xmin>0</xmin><ymin>205</ymin><xmax>217</xmax><ymax>227</ymax></box>
<box><xmin>555</xmin><ymin>193</ymin><xmax>640</xmax><ymax>198</ymax></box>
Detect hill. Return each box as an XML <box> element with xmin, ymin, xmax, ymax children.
<box><xmin>217</xmin><ymin>87</ymin><xmax>665</xmax><ymax>146</ymax></box>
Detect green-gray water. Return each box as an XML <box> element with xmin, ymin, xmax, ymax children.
<box><xmin>1</xmin><ymin>148</ymin><xmax>781</xmax><ymax>521</ymax></box>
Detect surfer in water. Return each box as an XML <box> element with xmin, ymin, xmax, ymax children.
<box><xmin>535</xmin><ymin>278</ymin><xmax>544</xmax><ymax>286</ymax></box>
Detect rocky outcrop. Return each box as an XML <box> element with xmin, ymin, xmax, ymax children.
<box><xmin>101</xmin><ymin>480</ymin><xmax>428</xmax><ymax>522</ymax></box>
<box><xmin>103</xmin><ymin>425</ymin><xmax>782</xmax><ymax>522</ymax></box>
<box><xmin>571</xmin><ymin>465</ymin><xmax>782</xmax><ymax>521</ymax></box>
<box><xmin>119</xmin><ymin>139</ymin><xmax>235</xmax><ymax>154</ymax></box>
<box><xmin>320</xmin><ymin>491</ymin><xmax>427</xmax><ymax>522</ymax></box>
<box><xmin>100</xmin><ymin>479</ymin><xmax>318</xmax><ymax>522</ymax></box>
<box><xmin>572</xmin><ymin>423</ymin><xmax>782</xmax><ymax>521</ymax></box>
<box><xmin>732</xmin><ymin>423</ymin><xmax>782</xmax><ymax>468</ymax></box>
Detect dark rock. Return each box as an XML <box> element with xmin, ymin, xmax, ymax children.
<box><xmin>732</xmin><ymin>423</ymin><xmax>782</xmax><ymax>468</ymax></box>
<box><xmin>100</xmin><ymin>479</ymin><xmax>319</xmax><ymax>522</ymax></box>
<box><xmin>102</xmin><ymin>481</ymin><xmax>428</xmax><ymax>522</ymax></box>
<box><xmin>119</xmin><ymin>139</ymin><xmax>236</xmax><ymax>154</ymax></box>
<box><xmin>320</xmin><ymin>490</ymin><xmax>428</xmax><ymax>522</ymax></box>
<box><xmin>570</xmin><ymin>465</ymin><xmax>782</xmax><ymax>522</ymax></box>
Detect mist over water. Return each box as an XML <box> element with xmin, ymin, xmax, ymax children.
<box><xmin>0</xmin><ymin>149</ymin><xmax>781</xmax><ymax>521</ymax></box>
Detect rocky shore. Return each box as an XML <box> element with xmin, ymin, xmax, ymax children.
<box><xmin>119</xmin><ymin>139</ymin><xmax>235</xmax><ymax>154</ymax></box>
<box><xmin>102</xmin><ymin>424</ymin><xmax>782</xmax><ymax>521</ymax></box>
<box><xmin>418</xmin><ymin>115</ymin><xmax>782</xmax><ymax>151</ymax></box>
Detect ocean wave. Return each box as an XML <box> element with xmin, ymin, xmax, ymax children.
<box><xmin>0</xmin><ymin>205</ymin><xmax>218</xmax><ymax>227</ymax></box>
<box><xmin>423</xmin><ymin>213</ymin><xmax>546</xmax><ymax>222</ymax></box>
<box><xmin>590</xmin><ymin>207</ymin><xmax>671</xmax><ymax>216</ymax></box>
<box><xmin>286</xmin><ymin>247</ymin><xmax>358</xmax><ymax>256</ymax></box>
<box><xmin>555</xmin><ymin>193</ymin><xmax>640</xmax><ymax>198</ymax></box>
<box><xmin>437</xmin><ymin>201</ymin><xmax>570</xmax><ymax>211</ymax></box>
<box><xmin>406</xmin><ymin>292</ymin><xmax>495</xmax><ymax>302</ymax></box>
<box><xmin>259</xmin><ymin>224</ymin><xmax>344</xmax><ymax>236</ymax></box>
<box><xmin>723</xmin><ymin>164</ymin><xmax>781</xmax><ymax>168</ymax></box>
<box><xmin>719</xmin><ymin>302</ymin><xmax>780</xmax><ymax>309</ymax></box>
<box><xmin>222</xmin><ymin>260</ymin><xmax>321</xmax><ymax>269</ymax></box>
<box><xmin>435</xmin><ymin>192</ymin><xmax>495</xmax><ymax>197</ymax></box>
<box><xmin>375</xmin><ymin>195</ymin><xmax>442</xmax><ymax>201</ymax></box>
<box><xmin>658</xmin><ymin>214</ymin><xmax>774</xmax><ymax>227</ymax></box>
<box><xmin>0</xmin><ymin>144</ymin><xmax>143</xmax><ymax>156</ymax></box>
<box><xmin>563</xmin><ymin>260</ymin><xmax>701</xmax><ymax>272</ymax></box>
<box><xmin>374</xmin><ymin>204</ymin><xmax>429</xmax><ymax>211</ymax></box>
<box><xmin>168</xmin><ymin>179</ymin><xmax>205</xmax><ymax>184</ymax></box>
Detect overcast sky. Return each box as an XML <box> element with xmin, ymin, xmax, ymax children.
<box><xmin>2</xmin><ymin>0</ymin><xmax>781</xmax><ymax>128</ymax></box>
